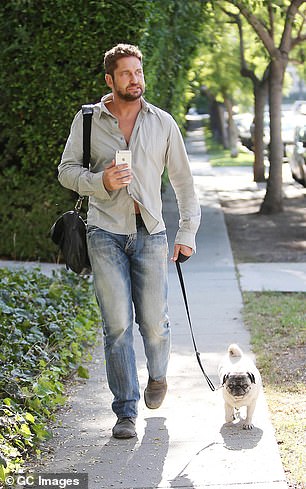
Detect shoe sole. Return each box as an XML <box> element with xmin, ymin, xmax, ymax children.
<box><xmin>112</xmin><ymin>431</ymin><xmax>136</xmax><ymax>439</ymax></box>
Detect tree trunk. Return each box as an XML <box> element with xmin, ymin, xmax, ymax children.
<box><xmin>253</xmin><ymin>80</ymin><xmax>267</xmax><ymax>182</ymax></box>
<box><xmin>224</xmin><ymin>97</ymin><xmax>238</xmax><ymax>157</ymax></box>
<box><xmin>209</xmin><ymin>100</ymin><xmax>224</xmax><ymax>145</ymax></box>
<box><xmin>260</xmin><ymin>58</ymin><xmax>285</xmax><ymax>214</ymax></box>
<box><xmin>218</xmin><ymin>103</ymin><xmax>228</xmax><ymax>149</ymax></box>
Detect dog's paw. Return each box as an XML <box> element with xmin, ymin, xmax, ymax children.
<box><xmin>243</xmin><ymin>422</ymin><xmax>254</xmax><ymax>430</ymax></box>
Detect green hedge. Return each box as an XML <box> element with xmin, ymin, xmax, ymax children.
<box><xmin>0</xmin><ymin>268</ymin><xmax>100</xmax><ymax>479</ymax></box>
<box><xmin>0</xmin><ymin>1</ymin><xmax>148</xmax><ymax>261</ymax></box>
<box><xmin>0</xmin><ymin>1</ymin><xmax>148</xmax><ymax>176</ymax></box>
<box><xmin>0</xmin><ymin>1</ymin><xmax>204</xmax><ymax>261</ymax></box>
<box><xmin>143</xmin><ymin>0</ymin><xmax>205</xmax><ymax>127</ymax></box>
<box><xmin>0</xmin><ymin>176</ymin><xmax>73</xmax><ymax>261</ymax></box>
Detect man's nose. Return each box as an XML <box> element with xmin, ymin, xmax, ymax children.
<box><xmin>130</xmin><ymin>73</ymin><xmax>139</xmax><ymax>83</ymax></box>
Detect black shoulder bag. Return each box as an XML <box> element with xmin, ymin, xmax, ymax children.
<box><xmin>50</xmin><ymin>104</ymin><xmax>94</xmax><ymax>275</ymax></box>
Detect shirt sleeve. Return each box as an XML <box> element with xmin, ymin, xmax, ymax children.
<box><xmin>58</xmin><ymin>110</ymin><xmax>111</xmax><ymax>201</ymax></box>
<box><xmin>165</xmin><ymin>117</ymin><xmax>201</xmax><ymax>252</ymax></box>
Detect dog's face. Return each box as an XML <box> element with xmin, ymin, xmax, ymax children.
<box><xmin>222</xmin><ymin>372</ymin><xmax>256</xmax><ymax>399</ymax></box>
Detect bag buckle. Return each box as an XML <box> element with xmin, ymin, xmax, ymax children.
<box><xmin>75</xmin><ymin>196</ymin><xmax>84</xmax><ymax>212</ymax></box>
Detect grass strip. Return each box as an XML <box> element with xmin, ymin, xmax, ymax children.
<box><xmin>243</xmin><ymin>291</ymin><xmax>306</xmax><ymax>487</ymax></box>
<box><xmin>204</xmin><ymin>127</ymin><xmax>254</xmax><ymax>167</ymax></box>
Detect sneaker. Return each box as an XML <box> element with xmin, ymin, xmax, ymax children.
<box><xmin>112</xmin><ymin>417</ymin><xmax>137</xmax><ymax>439</ymax></box>
<box><xmin>144</xmin><ymin>377</ymin><xmax>167</xmax><ymax>409</ymax></box>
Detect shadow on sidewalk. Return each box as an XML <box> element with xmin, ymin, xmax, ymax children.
<box><xmin>103</xmin><ymin>417</ymin><xmax>169</xmax><ymax>487</ymax></box>
<box><xmin>220</xmin><ymin>422</ymin><xmax>263</xmax><ymax>451</ymax></box>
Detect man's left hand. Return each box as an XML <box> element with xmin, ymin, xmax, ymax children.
<box><xmin>171</xmin><ymin>244</ymin><xmax>193</xmax><ymax>262</ymax></box>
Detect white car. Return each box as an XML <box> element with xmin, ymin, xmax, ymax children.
<box><xmin>289</xmin><ymin>124</ymin><xmax>306</xmax><ymax>187</ymax></box>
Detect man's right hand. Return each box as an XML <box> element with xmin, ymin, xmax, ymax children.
<box><xmin>103</xmin><ymin>159</ymin><xmax>133</xmax><ymax>191</ymax></box>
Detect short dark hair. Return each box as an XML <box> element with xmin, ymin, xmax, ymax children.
<box><xmin>104</xmin><ymin>43</ymin><xmax>143</xmax><ymax>78</ymax></box>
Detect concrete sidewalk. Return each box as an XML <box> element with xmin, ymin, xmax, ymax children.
<box><xmin>24</xmin><ymin>121</ymin><xmax>289</xmax><ymax>488</ymax></box>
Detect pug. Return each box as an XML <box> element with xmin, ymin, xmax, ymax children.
<box><xmin>218</xmin><ymin>344</ymin><xmax>262</xmax><ymax>429</ymax></box>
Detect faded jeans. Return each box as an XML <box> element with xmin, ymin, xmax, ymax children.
<box><xmin>87</xmin><ymin>218</ymin><xmax>170</xmax><ymax>418</ymax></box>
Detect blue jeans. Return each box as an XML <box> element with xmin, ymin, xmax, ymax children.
<box><xmin>87</xmin><ymin>219</ymin><xmax>170</xmax><ymax>418</ymax></box>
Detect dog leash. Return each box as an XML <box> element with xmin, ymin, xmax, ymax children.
<box><xmin>176</xmin><ymin>254</ymin><xmax>216</xmax><ymax>391</ymax></box>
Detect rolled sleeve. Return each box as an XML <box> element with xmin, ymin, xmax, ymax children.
<box><xmin>175</xmin><ymin>215</ymin><xmax>201</xmax><ymax>252</ymax></box>
<box><xmin>78</xmin><ymin>170</ymin><xmax>111</xmax><ymax>200</ymax></box>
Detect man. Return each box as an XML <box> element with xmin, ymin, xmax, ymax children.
<box><xmin>58</xmin><ymin>44</ymin><xmax>201</xmax><ymax>439</ymax></box>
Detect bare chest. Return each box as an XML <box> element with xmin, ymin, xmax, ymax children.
<box><xmin>117</xmin><ymin>115</ymin><xmax>138</xmax><ymax>145</ymax></box>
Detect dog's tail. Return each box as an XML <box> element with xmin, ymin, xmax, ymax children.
<box><xmin>228</xmin><ymin>343</ymin><xmax>243</xmax><ymax>357</ymax></box>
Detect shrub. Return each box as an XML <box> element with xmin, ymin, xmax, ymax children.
<box><xmin>0</xmin><ymin>268</ymin><xmax>100</xmax><ymax>479</ymax></box>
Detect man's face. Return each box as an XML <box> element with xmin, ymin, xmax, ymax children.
<box><xmin>106</xmin><ymin>56</ymin><xmax>145</xmax><ymax>101</ymax></box>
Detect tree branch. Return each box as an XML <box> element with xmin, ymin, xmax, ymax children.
<box><xmin>219</xmin><ymin>5</ymin><xmax>260</xmax><ymax>84</ymax></box>
<box><xmin>267</xmin><ymin>1</ymin><xmax>275</xmax><ymax>40</ymax></box>
<box><xmin>280</xmin><ymin>0</ymin><xmax>305</xmax><ymax>54</ymax></box>
<box><xmin>291</xmin><ymin>33</ymin><xmax>306</xmax><ymax>49</ymax></box>
<box><xmin>226</xmin><ymin>0</ymin><xmax>276</xmax><ymax>56</ymax></box>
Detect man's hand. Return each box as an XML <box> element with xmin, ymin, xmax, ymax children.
<box><xmin>171</xmin><ymin>244</ymin><xmax>193</xmax><ymax>262</ymax></box>
<box><xmin>103</xmin><ymin>159</ymin><xmax>133</xmax><ymax>191</ymax></box>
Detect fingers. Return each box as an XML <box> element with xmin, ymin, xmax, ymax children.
<box><xmin>171</xmin><ymin>244</ymin><xmax>193</xmax><ymax>262</ymax></box>
<box><xmin>103</xmin><ymin>159</ymin><xmax>133</xmax><ymax>191</ymax></box>
<box><xmin>171</xmin><ymin>244</ymin><xmax>180</xmax><ymax>262</ymax></box>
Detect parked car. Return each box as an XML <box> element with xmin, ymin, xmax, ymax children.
<box><xmin>288</xmin><ymin>124</ymin><xmax>306</xmax><ymax>187</ymax></box>
<box><xmin>280</xmin><ymin>111</ymin><xmax>298</xmax><ymax>157</ymax></box>
<box><xmin>292</xmin><ymin>100</ymin><xmax>306</xmax><ymax>115</ymax></box>
<box><xmin>233</xmin><ymin>112</ymin><xmax>253</xmax><ymax>150</ymax></box>
<box><xmin>249</xmin><ymin>109</ymin><xmax>303</xmax><ymax>159</ymax></box>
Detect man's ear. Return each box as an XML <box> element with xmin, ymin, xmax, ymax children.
<box><xmin>105</xmin><ymin>73</ymin><xmax>113</xmax><ymax>89</ymax></box>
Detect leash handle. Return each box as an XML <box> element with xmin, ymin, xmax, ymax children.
<box><xmin>175</xmin><ymin>260</ymin><xmax>216</xmax><ymax>391</ymax></box>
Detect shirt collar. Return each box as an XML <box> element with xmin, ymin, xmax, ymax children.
<box><xmin>99</xmin><ymin>93</ymin><xmax>155</xmax><ymax>118</ymax></box>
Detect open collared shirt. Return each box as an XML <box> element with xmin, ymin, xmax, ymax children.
<box><xmin>58</xmin><ymin>94</ymin><xmax>201</xmax><ymax>251</ymax></box>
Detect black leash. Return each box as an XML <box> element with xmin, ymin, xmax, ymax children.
<box><xmin>175</xmin><ymin>254</ymin><xmax>216</xmax><ymax>391</ymax></box>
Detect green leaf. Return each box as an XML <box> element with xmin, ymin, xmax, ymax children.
<box><xmin>25</xmin><ymin>413</ymin><xmax>35</xmax><ymax>423</ymax></box>
<box><xmin>0</xmin><ymin>464</ymin><xmax>8</xmax><ymax>482</ymax></box>
<box><xmin>77</xmin><ymin>365</ymin><xmax>90</xmax><ymax>379</ymax></box>
<box><xmin>32</xmin><ymin>424</ymin><xmax>52</xmax><ymax>441</ymax></box>
<box><xmin>20</xmin><ymin>423</ymin><xmax>31</xmax><ymax>437</ymax></box>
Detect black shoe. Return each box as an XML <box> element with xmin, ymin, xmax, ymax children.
<box><xmin>144</xmin><ymin>377</ymin><xmax>167</xmax><ymax>409</ymax></box>
<box><xmin>112</xmin><ymin>417</ymin><xmax>136</xmax><ymax>439</ymax></box>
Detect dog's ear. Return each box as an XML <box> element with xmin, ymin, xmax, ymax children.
<box><xmin>222</xmin><ymin>374</ymin><xmax>229</xmax><ymax>385</ymax></box>
<box><xmin>247</xmin><ymin>372</ymin><xmax>256</xmax><ymax>384</ymax></box>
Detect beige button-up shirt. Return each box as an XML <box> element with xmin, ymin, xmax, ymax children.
<box><xmin>58</xmin><ymin>94</ymin><xmax>201</xmax><ymax>251</ymax></box>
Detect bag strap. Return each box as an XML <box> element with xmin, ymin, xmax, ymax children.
<box><xmin>176</xmin><ymin>256</ymin><xmax>216</xmax><ymax>391</ymax></box>
<box><xmin>82</xmin><ymin>104</ymin><xmax>94</xmax><ymax>169</ymax></box>
<box><xmin>75</xmin><ymin>105</ymin><xmax>94</xmax><ymax>211</ymax></box>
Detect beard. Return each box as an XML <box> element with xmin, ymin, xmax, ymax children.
<box><xmin>113</xmin><ymin>81</ymin><xmax>144</xmax><ymax>102</ymax></box>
